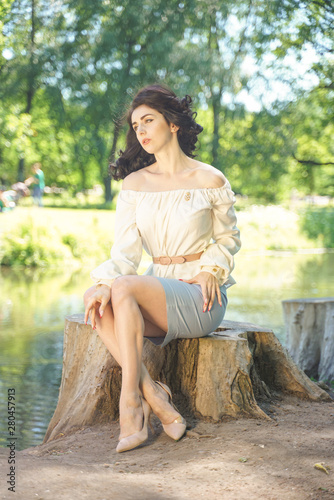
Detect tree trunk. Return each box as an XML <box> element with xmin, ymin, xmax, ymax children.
<box><xmin>17</xmin><ymin>158</ymin><xmax>25</xmax><ymax>182</ymax></box>
<box><xmin>17</xmin><ymin>0</ymin><xmax>36</xmax><ymax>183</ymax></box>
<box><xmin>43</xmin><ymin>315</ymin><xmax>330</xmax><ymax>443</ymax></box>
<box><xmin>211</xmin><ymin>91</ymin><xmax>220</xmax><ymax>167</ymax></box>
<box><xmin>103</xmin><ymin>174</ymin><xmax>112</xmax><ymax>202</ymax></box>
<box><xmin>104</xmin><ymin>118</ymin><xmax>122</xmax><ymax>203</ymax></box>
<box><xmin>282</xmin><ymin>297</ymin><xmax>334</xmax><ymax>381</ymax></box>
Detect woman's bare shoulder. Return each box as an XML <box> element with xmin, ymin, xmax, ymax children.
<box><xmin>193</xmin><ymin>161</ymin><xmax>227</xmax><ymax>188</ymax></box>
<box><xmin>122</xmin><ymin>169</ymin><xmax>147</xmax><ymax>191</ymax></box>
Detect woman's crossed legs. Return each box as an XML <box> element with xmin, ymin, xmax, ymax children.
<box><xmin>84</xmin><ymin>275</ymin><xmax>181</xmax><ymax>444</ymax></box>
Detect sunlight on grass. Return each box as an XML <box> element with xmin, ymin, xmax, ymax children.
<box><xmin>238</xmin><ymin>204</ymin><xmax>316</xmax><ymax>252</ymax></box>
<box><xmin>0</xmin><ymin>207</ymin><xmax>116</xmax><ymax>236</ymax></box>
<box><xmin>0</xmin><ymin>202</ymin><xmax>332</xmax><ymax>269</ymax></box>
<box><xmin>0</xmin><ymin>207</ymin><xmax>116</xmax><ymax>267</ymax></box>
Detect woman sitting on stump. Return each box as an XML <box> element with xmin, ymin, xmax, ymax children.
<box><xmin>84</xmin><ymin>84</ymin><xmax>241</xmax><ymax>453</ymax></box>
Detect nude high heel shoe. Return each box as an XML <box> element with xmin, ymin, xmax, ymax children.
<box><xmin>155</xmin><ymin>381</ymin><xmax>187</xmax><ymax>441</ymax></box>
<box><xmin>116</xmin><ymin>398</ymin><xmax>151</xmax><ymax>453</ymax></box>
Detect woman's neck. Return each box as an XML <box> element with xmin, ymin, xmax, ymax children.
<box><xmin>153</xmin><ymin>139</ymin><xmax>191</xmax><ymax>175</ymax></box>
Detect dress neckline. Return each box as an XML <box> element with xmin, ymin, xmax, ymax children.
<box><xmin>121</xmin><ymin>184</ymin><xmax>229</xmax><ymax>195</ymax></box>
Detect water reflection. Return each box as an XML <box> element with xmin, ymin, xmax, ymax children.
<box><xmin>0</xmin><ymin>253</ymin><xmax>333</xmax><ymax>450</ymax></box>
<box><xmin>0</xmin><ymin>267</ymin><xmax>89</xmax><ymax>450</ymax></box>
<box><xmin>226</xmin><ymin>252</ymin><xmax>334</xmax><ymax>339</ymax></box>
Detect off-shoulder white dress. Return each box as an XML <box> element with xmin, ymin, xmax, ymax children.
<box><xmin>91</xmin><ymin>181</ymin><xmax>241</xmax><ymax>346</ymax></box>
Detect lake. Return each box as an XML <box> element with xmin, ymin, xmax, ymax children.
<box><xmin>1</xmin><ymin>252</ymin><xmax>333</xmax><ymax>450</ymax></box>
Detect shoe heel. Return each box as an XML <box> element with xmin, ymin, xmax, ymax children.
<box><xmin>155</xmin><ymin>381</ymin><xmax>187</xmax><ymax>441</ymax></box>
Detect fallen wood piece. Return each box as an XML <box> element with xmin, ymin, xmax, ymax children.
<box><xmin>282</xmin><ymin>297</ymin><xmax>334</xmax><ymax>381</ymax></box>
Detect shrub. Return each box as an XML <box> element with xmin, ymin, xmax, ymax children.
<box><xmin>62</xmin><ymin>234</ymin><xmax>81</xmax><ymax>258</ymax></box>
<box><xmin>0</xmin><ymin>218</ymin><xmax>71</xmax><ymax>267</ymax></box>
<box><xmin>300</xmin><ymin>207</ymin><xmax>334</xmax><ymax>248</ymax></box>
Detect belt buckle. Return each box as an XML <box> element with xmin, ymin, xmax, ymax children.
<box><xmin>159</xmin><ymin>256</ymin><xmax>172</xmax><ymax>265</ymax></box>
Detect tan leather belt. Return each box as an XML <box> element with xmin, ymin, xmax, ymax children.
<box><xmin>153</xmin><ymin>251</ymin><xmax>203</xmax><ymax>265</ymax></box>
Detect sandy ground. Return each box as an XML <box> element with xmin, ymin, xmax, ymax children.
<box><xmin>1</xmin><ymin>398</ymin><xmax>334</xmax><ymax>500</ymax></box>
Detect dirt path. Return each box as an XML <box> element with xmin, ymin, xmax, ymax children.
<box><xmin>1</xmin><ymin>399</ymin><xmax>333</xmax><ymax>500</ymax></box>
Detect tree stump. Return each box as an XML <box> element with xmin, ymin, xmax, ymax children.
<box><xmin>43</xmin><ymin>314</ymin><xmax>331</xmax><ymax>443</ymax></box>
<box><xmin>282</xmin><ymin>297</ymin><xmax>334</xmax><ymax>381</ymax></box>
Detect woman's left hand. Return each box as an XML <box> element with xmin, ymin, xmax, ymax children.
<box><xmin>180</xmin><ymin>271</ymin><xmax>222</xmax><ymax>312</ymax></box>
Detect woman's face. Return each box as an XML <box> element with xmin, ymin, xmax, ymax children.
<box><xmin>131</xmin><ymin>104</ymin><xmax>178</xmax><ymax>154</ymax></box>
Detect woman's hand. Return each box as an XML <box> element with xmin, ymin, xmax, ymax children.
<box><xmin>84</xmin><ymin>285</ymin><xmax>111</xmax><ymax>329</ymax></box>
<box><xmin>181</xmin><ymin>272</ymin><xmax>222</xmax><ymax>312</ymax></box>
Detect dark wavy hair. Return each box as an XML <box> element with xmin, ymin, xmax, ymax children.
<box><xmin>110</xmin><ymin>84</ymin><xmax>203</xmax><ymax>181</ymax></box>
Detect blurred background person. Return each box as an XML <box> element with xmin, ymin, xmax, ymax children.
<box><xmin>0</xmin><ymin>186</ymin><xmax>16</xmax><ymax>213</ymax></box>
<box><xmin>25</xmin><ymin>163</ymin><xmax>45</xmax><ymax>207</ymax></box>
<box><xmin>0</xmin><ymin>186</ymin><xmax>10</xmax><ymax>212</ymax></box>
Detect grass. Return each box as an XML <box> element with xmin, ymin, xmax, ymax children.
<box><xmin>0</xmin><ymin>206</ymin><xmax>116</xmax><ymax>237</ymax></box>
<box><xmin>0</xmin><ymin>207</ymin><xmax>116</xmax><ymax>268</ymax></box>
<box><xmin>237</xmin><ymin>203</ymin><xmax>318</xmax><ymax>252</ymax></box>
<box><xmin>0</xmin><ymin>199</ymin><xmax>333</xmax><ymax>268</ymax></box>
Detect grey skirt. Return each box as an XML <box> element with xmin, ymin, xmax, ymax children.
<box><xmin>147</xmin><ymin>277</ymin><xmax>228</xmax><ymax>348</ymax></box>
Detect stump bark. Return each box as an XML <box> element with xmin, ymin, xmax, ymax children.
<box><xmin>44</xmin><ymin>314</ymin><xmax>331</xmax><ymax>443</ymax></box>
<box><xmin>282</xmin><ymin>297</ymin><xmax>334</xmax><ymax>381</ymax></box>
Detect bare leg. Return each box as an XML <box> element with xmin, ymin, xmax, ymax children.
<box><xmin>84</xmin><ymin>277</ymin><xmax>182</xmax><ymax>439</ymax></box>
<box><xmin>111</xmin><ymin>278</ymin><xmax>146</xmax><ymax>438</ymax></box>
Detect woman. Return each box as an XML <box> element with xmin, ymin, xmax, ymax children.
<box><xmin>84</xmin><ymin>84</ymin><xmax>241</xmax><ymax>453</ymax></box>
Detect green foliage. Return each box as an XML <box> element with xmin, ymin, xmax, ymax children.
<box><xmin>300</xmin><ymin>207</ymin><xmax>334</xmax><ymax>248</ymax></box>
<box><xmin>61</xmin><ymin>229</ymin><xmax>111</xmax><ymax>261</ymax></box>
<box><xmin>217</xmin><ymin>109</ymin><xmax>295</xmax><ymax>200</ymax></box>
<box><xmin>18</xmin><ymin>188</ymin><xmax>118</xmax><ymax>210</ymax></box>
<box><xmin>237</xmin><ymin>203</ymin><xmax>316</xmax><ymax>252</ymax></box>
<box><xmin>61</xmin><ymin>234</ymin><xmax>81</xmax><ymax>258</ymax></box>
<box><xmin>251</xmin><ymin>0</ymin><xmax>334</xmax><ymax>99</ymax></box>
<box><xmin>0</xmin><ymin>0</ymin><xmax>333</xmax><ymax>203</ymax></box>
<box><xmin>0</xmin><ymin>207</ymin><xmax>115</xmax><ymax>268</ymax></box>
<box><xmin>0</xmin><ymin>218</ymin><xmax>71</xmax><ymax>267</ymax></box>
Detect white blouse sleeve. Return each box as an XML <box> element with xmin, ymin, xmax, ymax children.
<box><xmin>90</xmin><ymin>190</ymin><xmax>142</xmax><ymax>287</ymax></box>
<box><xmin>200</xmin><ymin>184</ymin><xmax>241</xmax><ymax>285</ymax></box>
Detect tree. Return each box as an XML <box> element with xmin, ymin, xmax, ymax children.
<box><xmin>251</xmin><ymin>0</ymin><xmax>334</xmax><ymax>187</ymax></box>
<box><xmin>1</xmin><ymin>0</ymin><xmax>332</xmax><ymax>200</ymax></box>
<box><xmin>50</xmin><ymin>0</ymin><xmax>194</xmax><ymax>200</ymax></box>
<box><xmin>284</xmin><ymin>93</ymin><xmax>334</xmax><ymax>195</ymax></box>
<box><xmin>157</xmin><ymin>0</ymin><xmax>256</xmax><ymax>170</ymax></box>
<box><xmin>1</xmin><ymin>0</ymin><xmax>51</xmax><ymax>180</ymax></box>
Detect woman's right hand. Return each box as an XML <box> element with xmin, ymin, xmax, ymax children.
<box><xmin>84</xmin><ymin>285</ymin><xmax>111</xmax><ymax>329</ymax></box>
